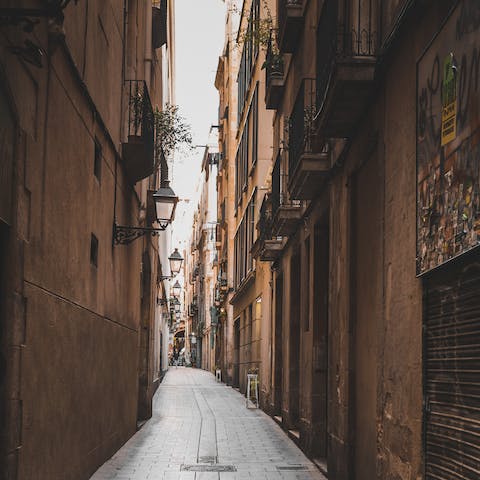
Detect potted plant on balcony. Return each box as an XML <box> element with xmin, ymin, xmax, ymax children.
<box><xmin>262</xmin><ymin>48</ymin><xmax>284</xmax><ymax>75</ymax></box>
<box><xmin>128</xmin><ymin>85</ymin><xmax>147</xmax><ymax>140</ymax></box>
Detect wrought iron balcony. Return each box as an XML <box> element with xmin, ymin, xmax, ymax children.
<box><xmin>265</xmin><ymin>35</ymin><xmax>284</xmax><ymax>110</ymax></box>
<box><xmin>277</xmin><ymin>0</ymin><xmax>304</xmax><ymax>54</ymax></box>
<box><xmin>288</xmin><ymin>78</ymin><xmax>330</xmax><ymax>200</ymax></box>
<box><xmin>251</xmin><ymin>194</ymin><xmax>286</xmax><ymax>262</ymax></box>
<box><xmin>121</xmin><ymin>80</ymin><xmax>155</xmax><ymax>184</ymax></box>
<box><xmin>315</xmin><ymin>0</ymin><xmax>378</xmax><ymax>138</ymax></box>
<box><xmin>271</xmin><ymin>153</ymin><xmax>302</xmax><ymax>237</ymax></box>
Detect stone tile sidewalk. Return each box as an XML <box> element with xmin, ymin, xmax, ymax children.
<box><xmin>90</xmin><ymin>368</ymin><xmax>327</xmax><ymax>479</ymax></box>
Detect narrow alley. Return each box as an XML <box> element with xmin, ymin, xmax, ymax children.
<box><xmin>3</xmin><ymin>1</ymin><xmax>480</xmax><ymax>479</ymax></box>
<box><xmin>90</xmin><ymin>369</ymin><xmax>326</xmax><ymax>480</ymax></box>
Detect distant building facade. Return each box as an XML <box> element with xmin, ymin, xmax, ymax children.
<box><xmin>214</xmin><ymin>0</ymin><xmax>276</xmax><ymax>399</ymax></box>
<box><xmin>186</xmin><ymin>131</ymin><xmax>219</xmax><ymax>373</ymax></box>
<box><xmin>0</xmin><ymin>1</ymin><xmax>175</xmax><ymax>478</ymax></box>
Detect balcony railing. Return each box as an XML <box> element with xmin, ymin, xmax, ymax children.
<box><xmin>287</xmin><ymin>78</ymin><xmax>330</xmax><ymax>199</ymax></box>
<box><xmin>315</xmin><ymin>0</ymin><xmax>378</xmax><ymax>137</ymax></box>
<box><xmin>288</xmin><ymin>78</ymin><xmax>317</xmax><ymax>178</ymax></box>
<box><xmin>271</xmin><ymin>153</ymin><xmax>302</xmax><ymax>236</ymax></box>
<box><xmin>126</xmin><ymin>80</ymin><xmax>153</xmax><ymax>149</ymax></box>
<box><xmin>252</xmin><ymin>193</ymin><xmax>287</xmax><ymax>261</ymax></box>
<box><xmin>257</xmin><ymin>194</ymin><xmax>272</xmax><ymax>242</ymax></box>
<box><xmin>265</xmin><ymin>34</ymin><xmax>285</xmax><ymax>110</ymax></box>
<box><xmin>122</xmin><ymin>80</ymin><xmax>155</xmax><ymax>183</ymax></box>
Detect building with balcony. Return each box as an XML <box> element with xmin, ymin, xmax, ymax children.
<box><xmin>255</xmin><ymin>0</ymin><xmax>480</xmax><ymax>479</ymax></box>
<box><xmin>184</xmin><ymin>130</ymin><xmax>219</xmax><ymax>373</ymax></box>
<box><xmin>0</xmin><ymin>1</ymin><xmax>175</xmax><ymax>478</ymax></box>
<box><xmin>213</xmin><ymin>0</ymin><xmax>240</xmax><ymax>386</ymax></box>
<box><xmin>215</xmin><ymin>0</ymin><xmax>276</xmax><ymax>403</ymax></box>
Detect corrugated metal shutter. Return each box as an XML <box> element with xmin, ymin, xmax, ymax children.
<box><xmin>425</xmin><ymin>256</ymin><xmax>480</xmax><ymax>480</ymax></box>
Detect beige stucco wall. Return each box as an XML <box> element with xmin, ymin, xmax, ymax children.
<box><xmin>0</xmin><ymin>1</ymin><xmax>173</xmax><ymax>478</ymax></box>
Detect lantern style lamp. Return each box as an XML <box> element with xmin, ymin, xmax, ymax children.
<box><xmin>113</xmin><ymin>188</ymin><xmax>178</xmax><ymax>245</ymax></box>
<box><xmin>152</xmin><ymin>181</ymin><xmax>178</xmax><ymax>225</ymax></box>
<box><xmin>172</xmin><ymin>280</ymin><xmax>182</xmax><ymax>297</ymax></box>
<box><xmin>168</xmin><ymin>248</ymin><xmax>183</xmax><ymax>275</ymax></box>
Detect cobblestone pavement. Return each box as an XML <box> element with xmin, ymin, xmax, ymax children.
<box><xmin>90</xmin><ymin>368</ymin><xmax>327</xmax><ymax>480</ymax></box>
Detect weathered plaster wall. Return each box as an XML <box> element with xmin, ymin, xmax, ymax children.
<box><xmin>0</xmin><ymin>1</ymin><xmax>166</xmax><ymax>478</ymax></box>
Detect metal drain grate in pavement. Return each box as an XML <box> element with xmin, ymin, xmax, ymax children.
<box><xmin>181</xmin><ymin>464</ymin><xmax>237</xmax><ymax>472</ymax></box>
<box><xmin>277</xmin><ymin>465</ymin><xmax>309</xmax><ymax>471</ymax></box>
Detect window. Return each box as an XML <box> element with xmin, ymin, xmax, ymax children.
<box><xmin>235</xmin><ymin>83</ymin><xmax>258</xmax><ymax>207</ymax></box>
<box><xmin>90</xmin><ymin>234</ymin><xmax>98</xmax><ymax>267</ymax></box>
<box><xmin>235</xmin><ymin>121</ymin><xmax>249</xmax><ymax>208</ymax></box>
<box><xmin>237</xmin><ymin>0</ymin><xmax>260</xmax><ymax>122</ymax></box>
<box><xmin>250</xmin><ymin>84</ymin><xmax>259</xmax><ymax>170</ymax></box>
<box><xmin>234</xmin><ymin>190</ymin><xmax>256</xmax><ymax>289</ymax></box>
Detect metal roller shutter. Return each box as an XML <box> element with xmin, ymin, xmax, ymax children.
<box><xmin>425</xmin><ymin>255</ymin><xmax>480</xmax><ymax>480</ymax></box>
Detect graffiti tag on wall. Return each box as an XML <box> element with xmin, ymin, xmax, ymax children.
<box><xmin>417</xmin><ymin>0</ymin><xmax>480</xmax><ymax>275</ymax></box>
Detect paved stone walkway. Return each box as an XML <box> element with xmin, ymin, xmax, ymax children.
<box><xmin>90</xmin><ymin>368</ymin><xmax>326</xmax><ymax>479</ymax></box>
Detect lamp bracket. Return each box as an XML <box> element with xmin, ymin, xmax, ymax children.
<box><xmin>113</xmin><ymin>223</ymin><xmax>169</xmax><ymax>245</ymax></box>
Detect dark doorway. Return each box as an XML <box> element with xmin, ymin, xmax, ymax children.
<box><xmin>289</xmin><ymin>251</ymin><xmax>301</xmax><ymax>428</ymax></box>
<box><xmin>233</xmin><ymin>317</ymin><xmax>240</xmax><ymax>388</ymax></box>
<box><xmin>350</xmin><ymin>154</ymin><xmax>382</xmax><ymax>480</ymax></box>
<box><xmin>312</xmin><ymin>221</ymin><xmax>329</xmax><ymax>459</ymax></box>
<box><xmin>274</xmin><ymin>273</ymin><xmax>283</xmax><ymax>415</ymax></box>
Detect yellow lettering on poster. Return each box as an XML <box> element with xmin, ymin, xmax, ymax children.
<box><xmin>441</xmin><ymin>54</ymin><xmax>457</xmax><ymax>146</ymax></box>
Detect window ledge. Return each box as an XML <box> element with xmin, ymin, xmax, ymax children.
<box><xmin>230</xmin><ymin>269</ymin><xmax>256</xmax><ymax>305</ymax></box>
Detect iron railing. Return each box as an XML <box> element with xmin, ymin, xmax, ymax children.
<box><xmin>272</xmin><ymin>152</ymin><xmax>299</xmax><ymax>216</ymax></box>
<box><xmin>265</xmin><ymin>33</ymin><xmax>284</xmax><ymax>89</ymax></box>
<box><xmin>288</xmin><ymin>78</ymin><xmax>316</xmax><ymax>178</ymax></box>
<box><xmin>125</xmin><ymin>80</ymin><xmax>154</xmax><ymax>159</ymax></box>
<box><xmin>316</xmin><ymin>0</ymin><xmax>377</xmax><ymax>111</ymax></box>
<box><xmin>257</xmin><ymin>194</ymin><xmax>272</xmax><ymax>241</ymax></box>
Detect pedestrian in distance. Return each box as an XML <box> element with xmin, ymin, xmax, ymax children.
<box><xmin>173</xmin><ymin>347</ymin><xmax>179</xmax><ymax>368</ymax></box>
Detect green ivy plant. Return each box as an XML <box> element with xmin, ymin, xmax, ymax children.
<box><xmin>233</xmin><ymin>1</ymin><xmax>284</xmax><ymax>73</ymax></box>
<box><xmin>233</xmin><ymin>0</ymin><xmax>274</xmax><ymax>50</ymax></box>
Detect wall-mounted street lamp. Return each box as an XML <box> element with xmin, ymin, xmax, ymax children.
<box><xmin>113</xmin><ymin>186</ymin><xmax>178</xmax><ymax>245</ymax></box>
<box><xmin>172</xmin><ymin>280</ymin><xmax>182</xmax><ymax>297</ymax></box>
<box><xmin>159</xmin><ymin>248</ymin><xmax>183</xmax><ymax>280</ymax></box>
<box><xmin>173</xmin><ymin>297</ymin><xmax>181</xmax><ymax>313</ymax></box>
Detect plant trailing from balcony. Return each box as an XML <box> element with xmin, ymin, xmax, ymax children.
<box><xmin>232</xmin><ymin>0</ymin><xmax>275</xmax><ymax>52</ymax></box>
<box><xmin>262</xmin><ymin>46</ymin><xmax>283</xmax><ymax>73</ymax></box>
<box><xmin>129</xmin><ymin>85</ymin><xmax>145</xmax><ymax>137</ymax></box>
<box><xmin>153</xmin><ymin>103</ymin><xmax>193</xmax><ymax>162</ymax></box>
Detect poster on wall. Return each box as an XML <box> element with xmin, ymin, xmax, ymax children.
<box><xmin>416</xmin><ymin>0</ymin><xmax>480</xmax><ymax>275</ymax></box>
